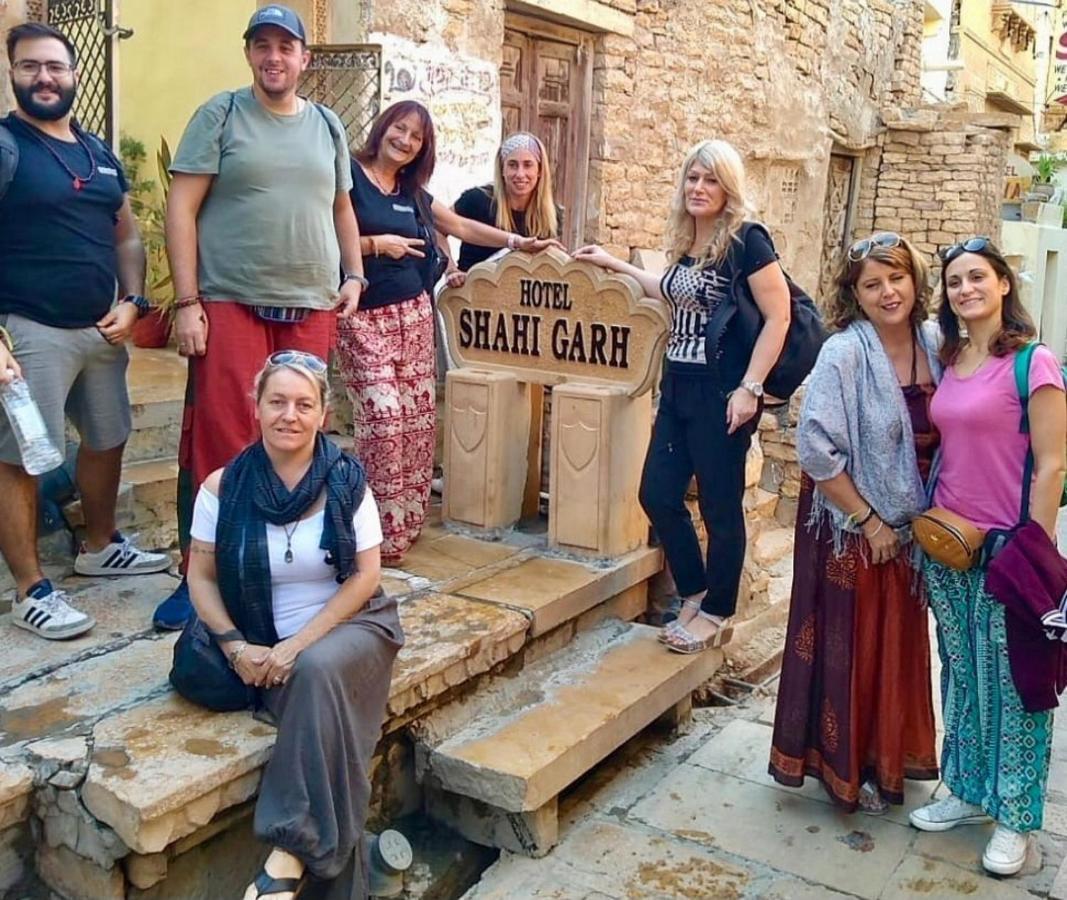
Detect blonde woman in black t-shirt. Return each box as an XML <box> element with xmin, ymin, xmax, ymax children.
<box><xmin>445</xmin><ymin>132</ymin><xmax>562</xmax><ymax>284</ymax></box>
<box><xmin>574</xmin><ymin>139</ymin><xmax>791</xmax><ymax>653</ymax></box>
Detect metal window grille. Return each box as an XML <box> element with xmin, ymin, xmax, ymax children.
<box><xmin>47</xmin><ymin>0</ymin><xmax>113</xmax><ymax>141</ymax></box>
<box><xmin>298</xmin><ymin>45</ymin><xmax>383</xmax><ymax>151</ymax></box>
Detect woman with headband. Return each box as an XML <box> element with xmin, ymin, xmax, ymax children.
<box><xmin>443</xmin><ymin>131</ymin><xmax>561</xmax><ymax>288</ymax></box>
<box><xmin>335</xmin><ymin>103</ymin><xmax>560</xmax><ymax>562</ymax></box>
<box><xmin>769</xmin><ymin>232</ymin><xmax>940</xmax><ymax>817</ymax></box>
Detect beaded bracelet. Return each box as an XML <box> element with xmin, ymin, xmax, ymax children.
<box><xmin>173</xmin><ymin>295</ymin><xmax>203</xmax><ymax>310</ymax></box>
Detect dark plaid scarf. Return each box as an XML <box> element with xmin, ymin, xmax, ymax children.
<box><xmin>216</xmin><ymin>433</ymin><xmax>367</xmax><ymax>647</ymax></box>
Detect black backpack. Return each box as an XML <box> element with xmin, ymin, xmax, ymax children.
<box><xmin>0</xmin><ymin>124</ymin><xmax>20</xmax><ymax>202</ymax></box>
<box><xmin>704</xmin><ymin>222</ymin><xmax>826</xmax><ymax>404</ymax></box>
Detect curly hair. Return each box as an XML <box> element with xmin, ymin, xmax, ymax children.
<box><xmin>663</xmin><ymin>139</ymin><xmax>753</xmax><ymax>267</ymax></box>
<box><xmin>938</xmin><ymin>239</ymin><xmax>1035</xmax><ymax>366</ymax></box>
<box><xmin>826</xmin><ymin>234</ymin><xmax>931</xmax><ymax>332</ymax></box>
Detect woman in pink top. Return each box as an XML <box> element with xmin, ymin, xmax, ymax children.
<box><xmin>908</xmin><ymin>238</ymin><xmax>1066</xmax><ymax>877</ymax></box>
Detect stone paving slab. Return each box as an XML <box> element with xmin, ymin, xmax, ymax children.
<box><xmin>686</xmin><ymin>717</ymin><xmax>938</xmax><ymax>827</ymax></box>
<box><xmin>81</xmin><ymin>694</ymin><xmax>275</xmax><ymax>855</ymax></box>
<box><xmin>421</xmin><ymin>624</ymin><xmax>720</xmax><ymax>813</ymax></box>
<box><xmin>0</xmin><ymin>633</ymin><xmax>177</xmax><ymax>750</ymax></box>
<box><xmin>628</xmin><ymin>765</ymin><xmax>913</xmax><ymax>899</ymax></box>
<box><xmin>883</xmin><ymin>854</ymin><xmax>1037</xmax><ymax>899</ymax></box>
<box><xmin>455</xmin><ymin>547</ymin><xmax>661</xmax><ymax>636</ymax></box>
<box><xmin>0</xmin><ymin>573</ymin><xmax>177</xmax><ymax>687</ymax></box>
<box><xmin>389</xmin><ymin>592</ymin><xmax>530</xmax><ymax>721</ymax></box>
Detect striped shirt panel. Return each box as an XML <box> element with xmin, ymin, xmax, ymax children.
<box><xmin>659</xmin><ymin>262</ymin><xmax>730</xmax><ymax>365</ymax></box>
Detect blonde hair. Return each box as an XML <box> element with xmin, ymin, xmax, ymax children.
<box><xmin>253</xmin><ymin>359</ymin><xmax>330</xmax><ymax>409</ymax></box>
<box><xmin>664</xmin><ymin>139</ymin><xmax>753</xmax><ymax>267</ymax></box>
<box><xmin>493</xmin><ymin>133</ymin><xmax>559</xmax><ymax>239</ymax></box>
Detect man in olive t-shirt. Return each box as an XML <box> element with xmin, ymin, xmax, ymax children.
<box><xmin>153</xmin><ymin>4</ymin><xmax>367</xmax><ymax>630</ymax></box>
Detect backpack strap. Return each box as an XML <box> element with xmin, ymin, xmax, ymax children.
<box><xmin>0</xmin><ymin>123</ymin><xmax>20</xmax><ymax>203</ymax></box>
<box><xmin>1015</xmin><ymin>341</ymin><xmax>1039</xmax><ymax>524</ymax></box>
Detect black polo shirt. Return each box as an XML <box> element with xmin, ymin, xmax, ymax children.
<box><xmin>0</xmin><ymin>115</ymin><xmax>128</xmax><ymax>328</ymax></box>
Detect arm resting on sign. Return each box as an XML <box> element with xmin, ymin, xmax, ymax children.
<box><xmin>571</xmin><ymin>245</ymin><xmax>665</xmax><ymax>301</ymax></box>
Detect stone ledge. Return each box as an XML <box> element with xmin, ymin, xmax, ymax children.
<box><xmin>453</xmin><ymin>545</ymin><xmax>662</xmax><ymax>637</ymax></box>
<box><xmin>0</xmin><ymin>761</ymin><xmax>33</xmax><ymax>830</ymax></box>
<box><xmin>415</xmin><ymin>621</ymin><xmax>722</xmax><ymax>814</ymax></box>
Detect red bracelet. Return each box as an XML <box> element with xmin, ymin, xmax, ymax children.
<box><xmin>173</xmin><ymin>295</ymin><xmax>203</xmax><ymax>309</ymax></box>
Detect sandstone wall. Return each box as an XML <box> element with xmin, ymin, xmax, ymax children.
<box><xmin>855</xmin><ymin>106</ymin><xmax>1012</xmax><ymax>268</ymax></box>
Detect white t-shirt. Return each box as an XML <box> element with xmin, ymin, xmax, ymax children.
<box><xmin>190</xmin><ymin>487</ymin><xmax>383</xmax><ymax>639</ymax></box>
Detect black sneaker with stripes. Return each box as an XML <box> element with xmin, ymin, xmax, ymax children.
<box><xmin>11</xmin><ymin>579</ymin><xmax>95</xmax><ymax>640</ymax></box>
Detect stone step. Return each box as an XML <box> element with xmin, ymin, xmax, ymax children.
<box><xmin>412</xmin><ymin>619</ymin><xmax>722</xmax><ymax>856</ymax></box>
<box><xmin>125</xmin><ymin>348</ymin><xmax>186</xmax><ymax>464</ymax></box>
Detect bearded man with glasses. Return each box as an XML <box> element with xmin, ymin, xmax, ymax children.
<box><xmin>0</xmin><ymin>23</ymin><xmax>169</xmax><ymax>641</ymax></box>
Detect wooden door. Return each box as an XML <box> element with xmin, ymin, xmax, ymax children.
<box><xmin>501</xmin><ymin>15</ymin><xmax>593</xmax><ymax>248</ymax></box>
<box><xmin>818</xmin><ymin>153</ymin><xmax>858</xmax><ymax>305</ymax></box>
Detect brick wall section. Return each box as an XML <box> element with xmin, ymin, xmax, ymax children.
<box><xmin>862</xmin><ymin>108</ymin><xmax>1011</xmax><ymax>264</ymax></box>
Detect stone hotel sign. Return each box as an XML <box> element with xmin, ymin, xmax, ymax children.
<box><xmin>437</xmin><ymin>248</ymin><xmax>670</xmax><ymax>397</ymax></box>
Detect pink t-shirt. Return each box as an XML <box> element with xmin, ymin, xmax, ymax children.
<box><xmin>932</xmin><ymin>346</ymin><xmax>1063</xmax><ymax>531</ymax></box>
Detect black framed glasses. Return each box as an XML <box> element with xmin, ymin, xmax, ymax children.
<box><xmin>847</xmin><ymin>232</ymin><xmax>901</xmax><ymax>263</ymax></box>
<box><xmin>12</xmin><ymin>60</ymin><xmax>75</xmax><ymax>78</ymax></box>
<box><xmin>267</xmin><ymin>350</ymin><xmax>328</xmax><ymax>373</ymax></box>
<box><xmin>940</xmin><ymin>236</ymin><xmax>991</xmax><ymax>263</ymax></box>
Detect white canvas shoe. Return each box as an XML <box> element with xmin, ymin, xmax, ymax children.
<box><xmin>982</xmin><ymin>825</ymin><xmax>1028</xmax><ymax>876</ymax></box>
<box><xmin>11</xmin><ymin>580</ymin><xmax>95</xmax><ymax>640</ymax></box>
<box><xmin>74</xmin><ymin>533</ymin><xmax>170</xmax><ymax>576</ymax></box>
<box><xmin>909</xmin><ymin>794</ymin><xmax>991</xmax><ymax>832</ymax></box>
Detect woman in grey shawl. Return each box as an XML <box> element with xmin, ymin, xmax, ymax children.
<box><xmin>769</xmin><ymin>233</ymin><xmax>941</xmax><ymax>815</ymax></box>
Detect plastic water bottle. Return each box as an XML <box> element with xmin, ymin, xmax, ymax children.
<box><xmin>0</xmin><ymin>377</ymin><xmax>63</xmax><ymax>475</ymax></box>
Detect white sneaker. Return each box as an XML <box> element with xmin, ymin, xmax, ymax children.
<box><xmin>983</xmin><ymin>824</ymin><xmax>1028</xmax><ymax>875</ymax></box>
<box><xmin>909</xmin><ymin>794</ymin><xmax>991</xmax><ymax>832</ymax></box>
<box><xmin>74</xmin><ymin>533</ymin><xmax>170</xmax><ymax>576</ymax></box>
<box><xmin>12</xmin><ymin>580</ymin><xmax>95</xmax><ymax>640</ymax></box>
<box><xmin>431</xmin><ymin>476</ymin><xmax>445</xmax><ymax>495</ymax></box>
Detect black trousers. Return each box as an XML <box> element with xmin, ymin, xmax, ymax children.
<box><xmin>639</xmin><ymin>364</ymin><xmax>757</xmax><ymax>618</ymax></box>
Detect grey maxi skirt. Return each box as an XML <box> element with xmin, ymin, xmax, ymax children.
<box><xmin>253</xmin><ymin>591</ymin><xmax>404</xmax><ymax>899</ymax></box>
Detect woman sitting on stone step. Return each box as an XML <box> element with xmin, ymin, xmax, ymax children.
<box><xmin>184</xmin><ymin>351</ymin><xmax>404</xmax><ymax>900</ymax></box>
<box><xmin>443</xmin><ymin>131</ymin><xmax>563</xmax><ymax>286</ymax></box>
<box><xmin>768</xmin><ymin>232</ymin><xmax>940</xmax><ymax>816</ymax></box>
<box><xmin>572</xmin><ymin>138</ymin><xmax>791</xmax><ymax>654</ymax></box>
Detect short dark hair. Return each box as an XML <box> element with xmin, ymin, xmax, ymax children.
<box><xmin>6</xmin><ymin>22</ymin><xmax>78</xmax><ymax>67</ymax></box>
<box><xmin>356</xmin><ymin>101</ymin><xmax>436</xmax><ymax>195</ymax></box>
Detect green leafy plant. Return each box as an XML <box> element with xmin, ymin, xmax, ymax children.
<box><xmin>119</xmin><ymin>134</ymin><xmax>174</xmax><ymax>309</ymax></box>
<box><xmin>1033</xmin><ymin>152</ymin><xmax>1066</xmax><ymax>184</ymax></box>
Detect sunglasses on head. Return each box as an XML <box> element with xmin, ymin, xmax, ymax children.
<box><xmin>267</xmin><ymin>350</ymin><xmax>328</xmax><ymax>373</ymax></box>
<box><xmin>940</xmin><ymin>236</ymin><xmax>991</xmax><ymax>263</ymax></box>
<box><xmin>847</xmin><ymin>232</ymin><xmax>901</xmax><ymax>263</ymax></box>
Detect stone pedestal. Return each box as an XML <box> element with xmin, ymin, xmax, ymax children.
<box><xmin>443</xmin><ymin>369</ymin><xmax>530</xmax><ymax>530</ymax></box>
<box><xmin>548</xmin><ymin>383</ymin><xmax>650</xmax><ymax>557</ymax></box>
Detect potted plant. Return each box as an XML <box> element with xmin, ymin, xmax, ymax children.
<box><xmin>1029</xmin><ymin>152</ymin><xmax>1064</xmax><ymax>201</ymax></box>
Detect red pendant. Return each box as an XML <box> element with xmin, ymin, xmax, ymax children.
<box><xmin>73</xmin><ymin>177</ymin><xmax>83</xmax><ymax>191</ymax></box>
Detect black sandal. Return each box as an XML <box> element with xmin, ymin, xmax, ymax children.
<box><xmin>253</xmin><ymin>867</ymin><xmax>307</xmax><ymax>899</ymax></box>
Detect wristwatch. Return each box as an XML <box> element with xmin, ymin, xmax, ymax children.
<box><xmin>342</xmin><ymin>272</ymin><xmax>370</xmax><ymax>290</ymax></box>
<box><xmin>740</xmin><ymin>380</ymin><xmax>764</xmax><ymax>398</ymax></box>
<box><xmin>121</xmin><ymin>294</ymin><xmax>151</xmax><ymax>319</ymax></box>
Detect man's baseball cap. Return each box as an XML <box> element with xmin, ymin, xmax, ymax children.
<box><xmin>242</xmin><ymin>5</ymin><xmax>307</xmax><ymax>42</ymax></box>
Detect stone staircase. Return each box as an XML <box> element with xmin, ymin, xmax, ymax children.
<box><xmin>0</xmin><ymin>347</ymin><xmax>801</xmax><ymax>899</ymax></box>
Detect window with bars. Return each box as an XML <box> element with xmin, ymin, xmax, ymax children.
<box><xmin>298</xmin><ymin>45</ymin><xmax>383</xmax><ymax>150</ymax></box>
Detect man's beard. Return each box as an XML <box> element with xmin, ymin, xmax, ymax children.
<box><xmin>13</xmin><ymin>80</ymin><xmax>77</xmax><ymax>121</ymax></box>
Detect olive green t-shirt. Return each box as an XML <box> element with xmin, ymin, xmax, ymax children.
<box><xmin>170</xmin><ymin>87</ymin><xmax>352</xmax><ymax>309</ymax></box>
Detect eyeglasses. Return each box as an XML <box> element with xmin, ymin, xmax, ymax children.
<box><xmin>12</xmin><ymin>60</ymin><xmax>75</xmax><ymax>78</ymax></box>
<box><xmin>940</xmin><ymin>236</ymin><xmax>991</xmax><ymax>263</ymax></box>
<box><xmin>267</xmin><ymin>350</ymin><xmax>327</xmax><ymax>373</ymax></box>
<box><xmin>847</xmin><ymin>232</ymin><xmax>901</xmax><ymax>263</ymax></box>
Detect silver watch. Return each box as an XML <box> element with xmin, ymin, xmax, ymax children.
<box><xmin>342</xmin><ymin>273</ymin><xmax>370</xmax><ymax>290</ymax></box>
<box><xmin>740</xmin><ymin>380</ymin><xmax>764</xmax><ymax>398</ymax></box>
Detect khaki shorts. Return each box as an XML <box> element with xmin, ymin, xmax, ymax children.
<box><xmin>0</xmin><ymin>313</ymin><xmax>131</xmax><ymax>466</ymax></box>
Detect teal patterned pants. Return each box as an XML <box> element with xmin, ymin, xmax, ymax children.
<box><xmin>924</xmin><ymin>560</ymin><xmax>1054</xmax><ymax>832</ymax></box>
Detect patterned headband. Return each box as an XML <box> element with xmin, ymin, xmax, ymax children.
<box><xmin>499</xmin><ymin>133</ymin><xmax>541</xmax><ymax>161</ymax></box>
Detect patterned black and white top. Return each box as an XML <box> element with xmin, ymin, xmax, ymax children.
<box><xmin>658</xmin><ymin>228</ymin><xmax>778</xmax><ymax>365</ymax></box>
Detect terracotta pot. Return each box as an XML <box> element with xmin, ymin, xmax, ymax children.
<box><xmin>131</xmin><ymin>309</ymin><xmax>172</xmax><ymax>348</ymax></box>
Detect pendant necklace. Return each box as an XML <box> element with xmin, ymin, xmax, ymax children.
<box><xmin>282</xmin><ymin>519</ymin><xmax>300</xmax><ymax>564</ymax></box>
<box><xmin>19</xmin><ymin>122</ymin><xmax>97</xmax><ymax>192</ymax></box>
<box><xmin>366</xmin><ymin>164</ymin><xmax>398</xmax><ymax>196</ymax></box>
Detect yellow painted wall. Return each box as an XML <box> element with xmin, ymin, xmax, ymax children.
<box><xmin>958</xmin><ymin>0</ymin><xmax>1039</xmax><ymax>105</ymax></box>
<box><xmin>117</xmin><ymin>0</ymin><xmax>257</xmax><ymax>175</ymax></box>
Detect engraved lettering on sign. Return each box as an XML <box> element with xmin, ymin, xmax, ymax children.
<box><xmin>439</xmin><ymin>248</ymin><xmax>669</xmax><ymax>397</ymax></box>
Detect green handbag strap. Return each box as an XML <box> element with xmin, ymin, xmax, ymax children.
<box><xmin>1014</xmin><ymin>342</ymin><xmax>1039</xmax><ymax>524</ymax></box>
